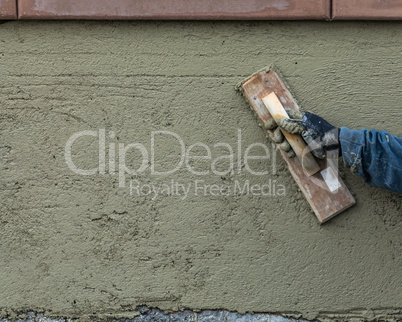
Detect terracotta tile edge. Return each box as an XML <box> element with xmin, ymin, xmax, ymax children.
<box><xmin>332</xmin><ymin>11</ymin><xmax>402</xmax><ymax>20</ymax></box>
<box><xmin>4</xmin><ymin>0</ymin><xmax>402</xmax><ymax>21</ymax></box>
<box><xmin>332</xmin><ymin>16</ymin><xmax>402</xmax><ymax>20</ymax></box>
<box><xmin>17</xmin><ymin>0</ymin><xmax>330</xmax><ymax>20</ymax></box>
<box><xmin>16</xmin><ymin>15</ymin><xmax>330</xmax><ymax>21</ymax></box>
<box><xmin>0</xmin><ymin>0</ymin><xmax>17</xmax><ymax>19</ymax></box>
<box><xmin>332</xmin><ymin>0</ymin><xmax>402</xmax><ymax>20</ymax></box>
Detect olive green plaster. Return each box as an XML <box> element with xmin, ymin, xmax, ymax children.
<box><xmin>0</xmin><ymin>21</ymin><xmax>401</xmax><ymax>321</ymax></box>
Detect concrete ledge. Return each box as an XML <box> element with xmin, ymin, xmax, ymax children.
<box><xmin>0</xmin><ymin>308</ymin><xmax>308</xmax><ymax>322</ymax></box>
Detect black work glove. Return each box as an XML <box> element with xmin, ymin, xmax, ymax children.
<box><xmin>277</xmin><ymin>111</ymin><xmax>340</xmax><ymax>159</ymax></box>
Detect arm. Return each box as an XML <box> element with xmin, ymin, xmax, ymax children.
<box><xmin>275</xmin><ymin>112</ymin><xmax>402</xmax><ymax>194</ymax></box>
<box><xmin>340</xmin><ymin>128</ymin><xmax>402</xmax><ymax>194</ymax></box>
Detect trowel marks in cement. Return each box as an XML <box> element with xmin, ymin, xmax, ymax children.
<box><xmin>0</xmin><ymin>21</ymin><xmax>401</xmax><ymax>321</ymax></box>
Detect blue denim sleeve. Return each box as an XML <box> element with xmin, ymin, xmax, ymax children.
<box><xmin>339</xmin><ymin>127</ymin><xmax>402</xmax><ymax>194</ymax></box>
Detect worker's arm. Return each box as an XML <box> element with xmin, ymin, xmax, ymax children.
<box><xmin>340</xmin><ymin>128</ymin><xmax>402</xmax><ymax>194</ymax></box>
<box><xmin>275</xmin><ymin>112</ymin><xmax>402</xmax><ymax>194</ymax></box>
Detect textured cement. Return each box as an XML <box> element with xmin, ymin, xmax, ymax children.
<box><xmin>0</xmin><ymin>21</ymin><xmax>401</xmax><ymax>321</ymax></box>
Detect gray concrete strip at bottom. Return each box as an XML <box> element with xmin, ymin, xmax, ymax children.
<box><xmin>0</xmin><ymin>308</ymin><xmax>309</xmax><ymax>322</ymax></box>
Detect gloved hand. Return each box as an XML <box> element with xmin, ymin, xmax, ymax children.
<box><xmin>264</xmin><ymin>113</ymin><xmax>296</xmax><ymax>158</ymax></box>
<box><xmin>265</xmin><ymin>110</ymin><xmax>340</xmax><ymax>159</ymax></box>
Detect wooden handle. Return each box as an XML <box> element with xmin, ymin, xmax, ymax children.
<box><xmin>262</xmin><ymin>92</ymin><xmax>320</xmax><ymax>176</ymax></box>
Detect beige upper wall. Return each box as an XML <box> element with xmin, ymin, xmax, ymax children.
<box><xmin>0</xmin><ymin>21</ymin><xmax>401</xmax><ymax>321</ymax></box>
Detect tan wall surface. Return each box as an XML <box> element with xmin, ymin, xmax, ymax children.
<box><xmin>0</xmin><ymin>21</ymin><xmax>401</xmax><ymax>321</ymax></box>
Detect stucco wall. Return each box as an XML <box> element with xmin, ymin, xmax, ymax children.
<box><xmin>0</xmin><ymin>21</ymin><xmax>401</xmax><ymax>321</ymax></box>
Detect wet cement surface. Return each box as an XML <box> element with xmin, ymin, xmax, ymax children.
<box><xmin>0</xmin><ymin>21</ymin><xmax>401</xmax><ymax>321</ymax></box>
